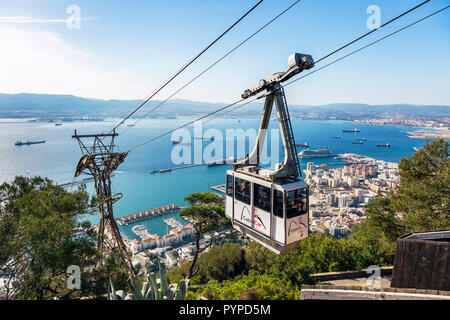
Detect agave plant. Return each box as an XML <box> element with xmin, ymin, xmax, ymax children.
<box><xmin>108</xmin><ymin>262</ymin><xmax>188</xmax><ymax>300</ymax></box>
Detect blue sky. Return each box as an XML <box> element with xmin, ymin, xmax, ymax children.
<box><xmin>0</xmin><ymin>0</ymin><xmax>449</xmax><ymax>106</ymax></box>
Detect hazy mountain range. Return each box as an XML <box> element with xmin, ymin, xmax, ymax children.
<box><xmin>0</xmin><ymin>93</ymin><xmax>449</xmax><ymax>119</ymax></box>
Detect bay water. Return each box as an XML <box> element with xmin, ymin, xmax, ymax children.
<box><xmin>0</xmin><ymin>116</ymin><xmax>428</xmax><ymax>240</ymax></box>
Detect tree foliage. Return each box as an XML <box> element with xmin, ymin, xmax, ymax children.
<box><xmin>0</xmin><ymin>176</ymin><xmax>128</xmax><ymax>299</ymax></box>
<box><xmin>179</xmin><ymin>192</ymin><xmax>230</xmax><ymax>279</ymax></box>
<box><xmin>167</xmin><ymin>243</ymin><xmax>246</xmax><ymax>285</ymax></box>
<box><xmin>186</xmin><ymin>270</ymin><xmax>301</xmax><ymax>300</ymax></box>
<box><xmin>357</xmin><ymin>139</ymin><xmax>449</xmax><ymax>246</ymax></box>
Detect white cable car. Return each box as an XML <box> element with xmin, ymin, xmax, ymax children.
<box><xmin>225</xmin><ymin>53</ymin><xmax>314</xmax><ymax>254</ymax></box>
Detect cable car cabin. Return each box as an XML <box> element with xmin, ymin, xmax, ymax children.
<box><xmin>225</xmin><ymin>170</ymin><xmax>309</xmax><ymax>254</ymax></box>
<box><xmin>224</xmin><ymin>52</ymin><xmax>314</xmax><ymax>254</ymax></box>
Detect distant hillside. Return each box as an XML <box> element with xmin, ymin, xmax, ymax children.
<box><xmin>0</xmin><ymin>93</ymin><xmax>448</xmax><ymax>118</ymax></box>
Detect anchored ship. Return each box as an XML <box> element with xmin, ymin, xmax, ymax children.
<box><xmin>343</xmin><ymin>128</ymin><xmax>360</xmax><ymax>133</ymax></box>
<box><xmin>298</xmin><ymin>148</ymin><xmax>336</xmax><ymax>159</ymax></box>
<box><xmin>171</xmin><ymin>140</ymin><xmax>191</xmax><ymax>145</ymax></box>
<box><xmin>377</xmin><ymin>143</ymin><xmax>390</xmax><ymax>147</ymax></box>
<box><xmin>194</xmin><ymin>136</ymin><xmax>215</xmax><ymax>141</ymax></box>
<box><xmin>295</xmin><ymin>142</ymin><xmax>309</xmax><ymax>148</ymax></box>
<box><xmin>14</xmin><ymin>140</ymin><xmax>46</xmax><ymax>146</ymax></box>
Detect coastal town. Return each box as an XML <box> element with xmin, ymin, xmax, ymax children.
<box><xmin>354</xmin><ymin>117</ymin><xmax>449</xmax><ymax>129</ymax></box>
<box><xmin>354</xmin><ymin>117</ymin><xmax>450</xmax><ymax>140</ymax></box>
<box><xmin>305</xmin><ymin>153</ymin><xmax>399</xmax><ymax>237</ymax></box>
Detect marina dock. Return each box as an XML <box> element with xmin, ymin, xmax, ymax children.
<box><xmin>163</xmin><ymin>218</ymin><xmax>184</xmax><ymax>229</ymax></box>
<box><xmin>116</xmin><ymin>204</ymin><xmax>181</xmax><ymax>226</ymax></box>
<box><xmin>210</xmin><ymin>184</ymin><xmax>226</xmax><ymax>194</ymax></box>
<box><xmin>150</xmin><ymin>157</ymin><xmax>239</xmax><ymax>174</ymax></box>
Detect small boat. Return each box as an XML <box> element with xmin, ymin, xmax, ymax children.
<box><xmin>377</xmin><ymin>143</ymin><xmax>390</xmax><ymax>147</ymax></box>
<box><xmin>352</xmin><ymin>141</ymin><xmax>363</xmax><ymax>144</ymax></box>
<box><xmin>55</xmin><ymin>122</ymin><xmax>62</xmax><ymax>126</ymax></box>
<box><xmin>127</xmin><ymin>124</ymin><xmax>135</xmax><ymax>127</ymax></box>
<box><xmin>15</xmin><ymin>140</ymin><xmax>46</xmax><ymax>146</ymax></box>
<box><xmin>332</xmin><ymin>136</ymin><xmax>340</xmax><ymax>139</ymax></box>
<box><xmin>343</xmin><ymin>128</ymin><xmax>360</xmax><ymax>133</ymax></box>
<box><xmin>355</xmin><ymin>138</ymin><xmax>367</xmax><ymax>141</ymax></box>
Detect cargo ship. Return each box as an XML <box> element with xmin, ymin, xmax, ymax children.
<box><xmin>377</xmin><ymin>143</ymin><xmax>390</xmax><ymax>147</ymax></box>
<box><xmin>298</xmin><ymin>148</ymin><xmax>336</xmax><ymax>159</ymax></box>
<box><xmin>295</xmin><ymin>142</ymin><xmax>309</xmax><ymax>148</ymax></box>
<box><xmin>343</xmin><ymin>128</ymin><xmax>360</xmax><ymax>133</ymax></box>
<box><xmin>15</xmin><ymin>140</ymin><xmax>46</xmax><ymax>146</ymax></box>
<box><xmin>195</xmin><ymin>136</ymin><xmax>215</xmax><ymax>141</ymax></box>
<box><xmin>171</xmin><ymin>140</ymin><xmax>191</xmax><ymax>145</ymax></box>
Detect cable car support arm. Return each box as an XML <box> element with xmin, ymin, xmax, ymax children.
<box><xmin>233</xmin><ymin>53</ymin><xmax>314</xmax><ymax>182</ymax></box>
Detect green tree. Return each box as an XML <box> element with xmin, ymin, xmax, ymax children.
<box><xmin>0</xmin><ymin>176</ymin><xmax>128</xmax><ymax>299</ymax></box>
<box><xmin>358</xmin><ymin>139</ymin><xmax>449</xmax><ymax>245</ymax></box>
<box><xmin>393</xmin><ymin>139</ymin><xmax>449</xmax><ymax>232</ymax></box>
<box><xmin>179</xmin><ymin>192</ymin><xmax>231</xmax><ymax>280</ymax></box>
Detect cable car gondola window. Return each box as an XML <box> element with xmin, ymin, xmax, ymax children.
<box><xmin>254</xmin><ymin>184</ymin><xmax>270</xmax><ymax>212</ymax></box>
<box><xmin>286</xmin><ymin>188</ymin><xmax>308</xmax><ymax>219</ymax></box>
<box><xmin>273</xmin><ymin>190</ymin><xmax>284</xmax><ymax>218</ymax></box>
<box><xmin>226</xmin><ymin>175</ymin><xmax>233</xmax><ymax>197</ymax></box>
<box><xmin>235</xmin><ymin>177</ymin><xmax>251</xmax><ymax>205</ymax></box>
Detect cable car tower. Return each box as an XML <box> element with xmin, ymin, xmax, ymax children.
<box><xmin>225</xmin><ymin>53</ymin><xmax>314</xmax><ymax>254</ymax></box>
<box><xmin>72</xmin><ymin>130</ymin><xmax>129</xmax><ymax>264</ymax></box>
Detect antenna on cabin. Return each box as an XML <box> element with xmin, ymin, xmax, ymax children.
<box><xmin>72</xmin><ymin>129</ymin><xmax>135</xmax><ymax>274</ymax></box>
